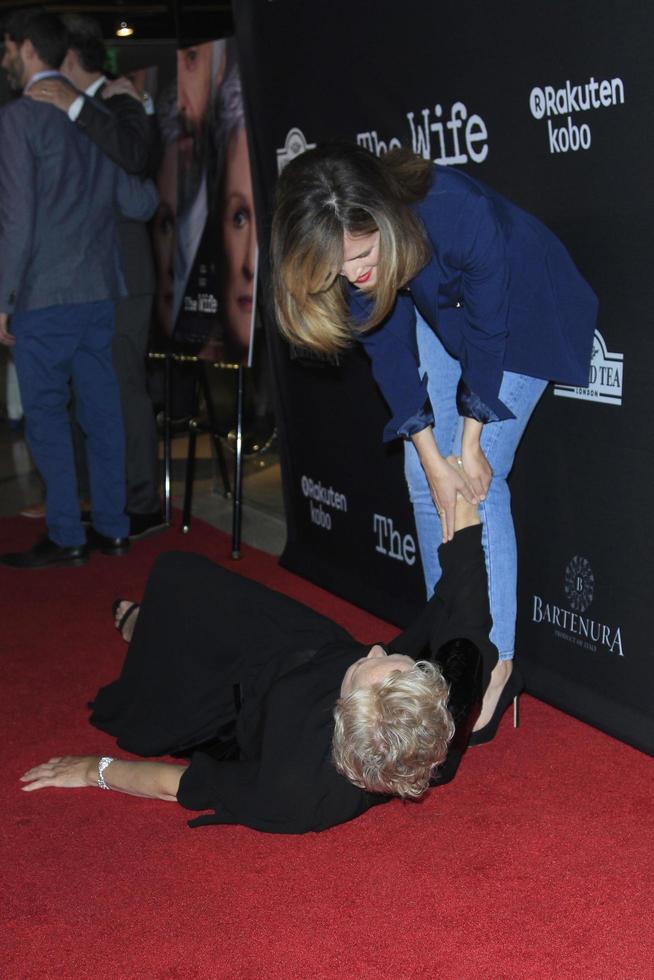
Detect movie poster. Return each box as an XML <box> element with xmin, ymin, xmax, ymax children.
<box><xmin>151</xmin><ymin>37</ymin><xmax>257</xmax><ymax>367</ymax></box>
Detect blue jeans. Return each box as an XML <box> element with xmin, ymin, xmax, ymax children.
<box><xmin>12</xmin><ymin>300</ymin><xmax>128</xmax><ymax>546</ymax></box>
<box><xmin>404</xmin><ymin>312</ymin><xmax>547</xmax><ymax>660</ymax></box>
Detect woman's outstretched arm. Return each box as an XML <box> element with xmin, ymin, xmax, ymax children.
<box><xmin>20</xmin><ymin>756</ymin><xmax>188</xmax><ymax>802</ymax></box>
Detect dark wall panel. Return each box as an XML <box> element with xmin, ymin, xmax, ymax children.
<box><xmin>234</xmin><ymin>0</ymin><xmax>654</xmax><ymax>753</ymax></box>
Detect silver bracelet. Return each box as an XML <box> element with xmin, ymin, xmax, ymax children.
<box><xmin>97</xmin><ymin>756</ymin><xmax>114</xmax><ymax>790</ymax></box>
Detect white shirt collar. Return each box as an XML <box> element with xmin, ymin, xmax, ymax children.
<box><xmin>24</xmin><ymin>69</ymin><xmax>61</xmax><ymax>92</ymax></box>
<box><xmin>85</xmin><ymin>75</ymin><xmax>107</xmax><ymax>98</ymax></box>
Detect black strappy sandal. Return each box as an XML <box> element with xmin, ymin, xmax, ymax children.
<box><xmin>111</xmin><ymin>598</ymin><xmax>140</xmax><ymax>641</ymax></box>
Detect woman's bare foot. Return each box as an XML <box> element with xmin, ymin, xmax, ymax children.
<box><xmin>114</xmin><ymin>601</ymin><xmax>140</xmax><ymax>643</ymax></box>
<box><xmin>472</xmin><ymin>659</ymin><xmax>513</xmax><ymax>731</ymax></box>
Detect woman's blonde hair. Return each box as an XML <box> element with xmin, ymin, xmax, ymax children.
<box><xmin>271</xmin><ymin>144</ymin><xmax>433</xmax><ymax>354</ymax></box>
<box><xmin>332</xmin><ymin>660</ymin><xmax>454</xmax><ymax>800</ymax></box>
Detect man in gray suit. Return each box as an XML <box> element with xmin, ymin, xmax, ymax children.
<box><xmin>0</xmin><ymin>9</ymin><xmax>158</xmax><ymax>569</ymax></box>
<box><xmin>28</xmin><ymin>14</ymin><xmax>164</xmax><ymax>540</ymax></box>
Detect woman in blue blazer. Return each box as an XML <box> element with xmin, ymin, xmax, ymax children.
<box><xmin>272</xmin><ymin>144</ymin><xmax>597</xmax><ymax>732</ymax></box>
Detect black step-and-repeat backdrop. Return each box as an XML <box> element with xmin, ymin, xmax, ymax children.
<box><xmin>233</xmin><ymin>0</ymin><xmax>654</xmax><ymax>754</ymax></box>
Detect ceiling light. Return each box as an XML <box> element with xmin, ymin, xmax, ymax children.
<box><xmin>115</xmin><ymin>21</ymin><xmax>134</xmax><ymax>38</ymax></box>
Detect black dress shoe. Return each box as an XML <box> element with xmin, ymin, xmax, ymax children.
<box><xmin>87</xmin><ymin>527</ymin><xmax>130</xmax><ymax>556</ymax></box>
<box><xmin>128</xmin><ymin>510</ymin><xmax>168</xmax><ymax>541</ymax></box>
<box><xmin>0</xmin><ymin>534</ymin><xmax>89</xmax><ymax>569</ymax></box>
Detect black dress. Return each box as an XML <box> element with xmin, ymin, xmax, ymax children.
<box><xmin>89</xmin><ymin>525</ymin><xmax>497</xmax><ymax>834</ymax></box>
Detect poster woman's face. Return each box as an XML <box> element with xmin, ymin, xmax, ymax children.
<box><xmin>222</xmin><ymin>126</ymin><xmax>257</xmax><ymax>353</ymax></box>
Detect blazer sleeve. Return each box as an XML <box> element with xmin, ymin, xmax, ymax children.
<box><xmin>115</xmin><ymin>172</ymin><xmax>159</xmax><ymax>222</ymax></box>
<box><xmin>450</xmin><ymin>193</ymin><xmax>514</xmax><ymax>421</ymax></box>
<box><xmin>351</xmin><ymin>289</ymin><xmax>434</xmax><ymax>442</ymax></box>
<box><xmin>391</xmin><ymin>525</ymin><xmax>498</xmax><ymax>686</ymax></box>
<box><xmin>75</xmin><ymin>92</ymin><xmax>152</xmax><ymax>175</ymax></box>
<box><xmin>0</xmin><ymin>105</ymin><xmax>35</xmax><ymax>313</ymax></box>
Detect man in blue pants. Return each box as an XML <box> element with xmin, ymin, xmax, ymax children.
<box><xmin>0</xmin><ymin>9</ymin><xmax>158</xmax><ymax>569</ymax></box>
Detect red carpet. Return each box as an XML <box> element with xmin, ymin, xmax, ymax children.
<box><xmin>2</xmin><ymin>515</ymin><xmax>652</xmax><ymax>979</ymax></box>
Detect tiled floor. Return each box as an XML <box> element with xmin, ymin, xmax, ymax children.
<box><xmin>167</xmin><ymin>428</ymin><xmax>286</xmax><ymax>555</ymax></box>
<box><xmin>0</xmin><ymin>422</ymin><xmax>287</xmax><ymax>557</ymax></box>
<box><xmin>0</xmin><ymin>340</ymin><xmax>286</xmax><ymax>555</ymax></box>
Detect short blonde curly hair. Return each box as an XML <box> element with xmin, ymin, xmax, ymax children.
<box><xmin>332</xmin><ymin>661</ymin><xmax>454</xmax><ymax>799</ymax></box>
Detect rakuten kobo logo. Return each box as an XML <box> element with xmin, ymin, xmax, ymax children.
<box><xmin>300</xmin><ymin>474</ymin><xmax>347</xmax><ymax>531</ymax></box>
<box><xmin>529</xmin><ymin>76</ymin><xmax>625</xmax><ymax>154</ymax></box>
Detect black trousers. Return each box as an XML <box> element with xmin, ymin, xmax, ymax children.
<box><xmin>113</xmin><ymin>293</ymin><xmax>159</xmax><ymax>514</ymax></box>
<box><xmin>89</xmin><ymin>551</ymin><xmax>351</xmax><ymax>755</ymax></box>
<box><xmin>72</xmin><ymin>292</ymin><xmax>159</xmax><ymax>514</ymax></box>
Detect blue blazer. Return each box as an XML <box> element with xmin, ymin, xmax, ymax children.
<box><xmin>0</xmin><ymin>80</ymin><xmax>158</xmax><ymax>315</ymax></box>
<box><xmin>350</xmin><ymin>165</ymin><xmax>598</xmax><ymax>441</ymax></box>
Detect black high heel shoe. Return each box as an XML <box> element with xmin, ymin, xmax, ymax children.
<box><xmin>468</xmin><ymin>664</ymin><xmax>524</xmax><ymax>746</ymax></box>
<box><xmin>429</xmin><ymin>636</ymin><xmax>483</xmax><ymax>786</ymax></box>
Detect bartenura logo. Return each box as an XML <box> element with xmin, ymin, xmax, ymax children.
<box><xmin>277</xmin><ymin>128</ymin><xmax>316</xmax><ymax>173</ymax></box>
<box><xmin>301</xmin><ymin>475</ymin><xmax>347</xmax><ymax>531</ymax></box>
<box><xmin>564</xmin><ymin>556</ymin><xmax>594</xmax><ymax>612</ymax></box>
<box><xmin>529</xmin><ymin>76</ymin><xmax>625</xmax><ymax>154</ymax></box>
<box><xmin>532</xmin><ymin>556</ymin><xmax>623</xmax><ymax>656</ymax></box>
<box><xmin>554</xmin><ymin>329</ymin><xmax>623</xmax><ymax>406</ymax></box>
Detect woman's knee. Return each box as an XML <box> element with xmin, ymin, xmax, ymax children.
<box><xmin>404</xmin><ymin>444</ymin><xmax>429</xmax><ymax>501</ymax></box>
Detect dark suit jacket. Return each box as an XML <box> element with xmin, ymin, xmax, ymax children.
<box><xmin>0</xmin><ymin>78</ymin><xmax>158</xmax><ymax>314</ymax></box>
<box><xmin>350</xmin><ymin>165</ymin><xmax>599</xmax><ymax>438</ymax></box>
<box><xmin>73</xmin><ymin>84</ymin><xmax>156</xmax><ymax>298</ymax></box>
<box><xmin>76</xmin><ymin>88</ymin><xmax>152</xmax><ymax>176</ymax></box>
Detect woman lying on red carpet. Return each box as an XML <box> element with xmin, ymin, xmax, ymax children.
<box><xmin>20</xmin><ymin>460</ymin><xmax>509</xmax><ymax>834</ymax></box>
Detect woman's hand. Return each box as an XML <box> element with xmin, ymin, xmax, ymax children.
<box><xmin>459</xmin><ymin>444</ymin><xmax>493</xmax><ymax>500</ymax></box>
<box><xmin>460</xmin><ymin>418</ymin><xmax>493</xmax><ymax>500</ymax></box>
<box><xmin>20</xmin><ymin>756</ymin><xmax>187</xmax><ymax>801</ymax></box>
<box><xmin>425</xmin><ymin>456</ymin><xmax>479</xmax><ymax>542</ymax></box>
<box><xmin>411</xmin><ymin>429</ymin><xmax>478</xmax><ymax>543</ymax></box>
<box><xmin>20</xmin><ymin>756</ymin><xmax>98</xmax><ymax>792</ymax></box>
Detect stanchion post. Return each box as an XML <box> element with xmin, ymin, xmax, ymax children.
<box><xmin>231</xmin><ymin>366</ymin><xmax>245</xmax><ymax>559</ymax></box>
<box><xmin>163</xmin><ymin>352</ymin><xmax>172</xmax><ymax>525</ymax></box>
